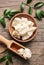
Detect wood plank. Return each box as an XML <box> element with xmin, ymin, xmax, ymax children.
<box><xmin>0</xmin><ymin>42</ymin><xmax>44</xmax><ymax>65</ymax></box>
<box><xmin>25</xmin><ymin>42</ymin><xmax>44</xmax><ymax>55</ymax></box>
<box><xmin>0</xmin><ymin>25</ymin><xmax>44</xmax><ymax>42</ymax></box>
<box><xmin>32</xmin><ymin>29</ymin><xmax>44</xmax><ymax>42</ymax></box>
<box><xmin>0</xmin><ymin>7</ymin><xmax>44</xmax><ymax>29</ymax></box>
<box><xmin>0</xmin><ymin>0</ymin><xmax>26</xmax><ymax>7</ymax></box>
<box><xmin>0</xmin><ymin>39</ymin><xmax>44</xmax><ymax>55</ymax></box>
<box><xmin>0</xmin><ymin>0</ymin><xmax>44</xmax><ymax>7</ymax></box>
<box><xmin>0</xmin><ymin>0</ymin><xmax>44</xmax><ymax>65</ymax></box>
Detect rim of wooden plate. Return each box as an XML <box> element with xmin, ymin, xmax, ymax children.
<box><xmin>9</xmin><ymin>13</ymin><xmax>38</xmax><ymax>43</ymax></box>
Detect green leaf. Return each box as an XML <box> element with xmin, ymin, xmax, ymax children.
<box><xmin>20</xmin><ymin>2</ymin><xmax>25</xmax><ymax>12</ymax></box>
<box><xmin>27</xmin><ymin>0</ymin><xmax>32</xmax><ymax>4</ymax></box>
<box><xmin>4</xmin><ymin>9</ymin><xmax>11</xmax><ymax>16</ymax></box>
<box><xmin>7</xmin><ymin>15</ymin><xmax>12</xmax><ymax>20</ymax></box>
<box><xmin>34</xmin><ymin>2</ymin><xmax>44</xmax><ymax>8</ymax></box>
<box><xmin>7</xmin><ymin>54</ymin><xmax>12</xmax><ymax>62</ymax></box>
<box><xmin>36</xmin><ymin>10</ymin><xmax>42</xmax><ymax>20</ymax></box>
<box><xmin>4</xmin><ymin>9</ymin><xmax>7</xmax><ymax>15</ymax></box>
<box><xmin>0</xmin><ymin>16</ymin><xmax>6</xmax><ymax>28</ymax></box>
<box><xmin>6</xmin><ymin>61</ymin><xmax>9</xmax><ymax>65</ymax></box>
<box><xmin>4</xmin><ymin>9</ymin><xmax>20</xmax><ymax>19</ymax></box>
<box><xmin>10</xmin><ymin>10</ymin><xmax>20</xmax><ymax>16</ymax></box>
<box><xmin>41</xmin><ymin>10</ymin><xmax>44</xmax><ymax>17</ymax></box>
<box><xmin>0</xmin><ymin>56</ymin><xmax>6</xmax><ymax>63</ymax></box>
<box><xmin>28</xmin><ymin>6</ymin><xmax>33</xmax><ymax>15</ymax></box>
<box><xmin>4</xmin><ymin>9</ymin><xmax>12</xmax><ymax>19</ymax></box>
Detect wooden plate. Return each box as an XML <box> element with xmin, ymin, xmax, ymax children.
<box><xmin>9</xmin><ymin>13</ymin><xmax>38</xmax><ymax>42</ymax></box>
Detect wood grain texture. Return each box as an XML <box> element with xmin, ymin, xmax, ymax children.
<box><xmin>0</xmin><ymin>0</ymin><xmax>44</xmax><ymax>65</ymax></box>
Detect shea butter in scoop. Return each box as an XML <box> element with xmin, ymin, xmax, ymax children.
<box><xmin>18</xmin><ymin>48</ymin><xmax>32</xmax><ymax>59</ymax></box>
<box><xmin>12</xmin><ymin>17</ymin><xmax>36</xmax><ymax>40</ymax></box>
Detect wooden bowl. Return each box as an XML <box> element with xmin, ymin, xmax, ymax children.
<box><xmin>9</xmin><ymin>13</ymin><xmax>38</xmax><ymax>42</ymax></box>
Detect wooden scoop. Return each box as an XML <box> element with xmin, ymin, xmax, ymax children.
<box><xmin>0</xmin><ymin>35</ymin><xmax>26</xmax><ymax>59</ymax></box>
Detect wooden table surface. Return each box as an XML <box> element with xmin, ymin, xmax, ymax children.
<box><xmin>0</xmin><ymin>0</ymin><xmax>44</xmax><ymax>65</ymax></box>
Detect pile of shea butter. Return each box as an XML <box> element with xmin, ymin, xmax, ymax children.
<box><xmin>12</xmin><ymin>17</ymin><xmax>36</xmax><ymax>40</ymax></box>
<box><xmin>18</xmin><ymin>48</ymin><xmax>32</xmax><ymax>59</ymax></box>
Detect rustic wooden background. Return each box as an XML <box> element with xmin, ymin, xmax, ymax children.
<box><xmin>0</xmin><ymin>0</ymin><xmax>44</xmax><ymax>65</ymax></box>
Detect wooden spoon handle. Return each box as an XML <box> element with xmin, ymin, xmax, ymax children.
<box><xmin>0</xmin><ymin>35</ymin><xmax>10</xmax><ymax>47</ymax></box>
